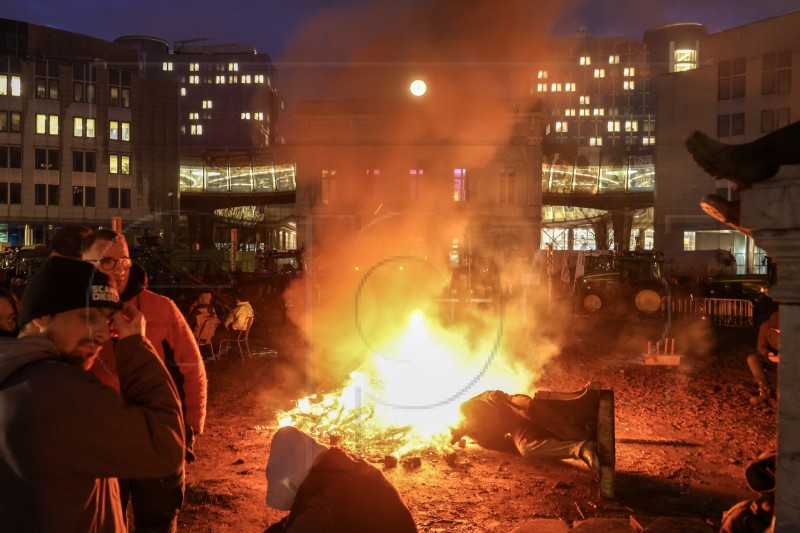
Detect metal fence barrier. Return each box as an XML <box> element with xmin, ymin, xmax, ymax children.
<box><xmin>665</xmin><ymin>297</ymin><xmax>754</xmax><ymax>328</ymax></box>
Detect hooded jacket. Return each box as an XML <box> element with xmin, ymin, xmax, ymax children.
<box><xmin>91</xmin><ymin>289</ymin><xmax>208</xmax><ymax>433</ymax></box>
<box><xmin>0</xmin><ymin>335</ymin><xmax>185</xmax><ymax>533</ymax></box>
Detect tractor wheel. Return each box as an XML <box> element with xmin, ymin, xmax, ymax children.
<box><xmin>632</xmin><ymin>283</ymin><xmax>664</xmax><ymax>315</ymax></box>
<box><xmin>582</xmin><ymin>292</ymin><xmax>605</xmax><ymax>313</ymax></box>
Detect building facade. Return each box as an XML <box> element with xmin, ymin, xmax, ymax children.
<box><xmin>655</xmin><ymin>11</ymin><xmax>800</xmax><ymax>271</ymax></box>
<box><xmin>0</xmin><ymin>18</ymin><xmax>179</xmax><ymax>248</ymax></box>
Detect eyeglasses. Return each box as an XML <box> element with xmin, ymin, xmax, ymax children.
<box><xmin>87</xmin><ymin>257</ymin><xmax>133</xmax><ymax>271</ymax></box>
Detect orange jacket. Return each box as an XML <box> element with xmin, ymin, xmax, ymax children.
<box><xmin>91</xmin><ymin>289</ymin><xmax>208</xmax><ymax>433</ymax></box>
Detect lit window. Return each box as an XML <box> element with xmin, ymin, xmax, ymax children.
<box><xmin>607</xmin><ymin>121</ymin><xmax>621</xmax><ymax>132</ymax></box>
<box><xmin>255</xmin><ymin>74</ymin><xmax>265</xmax><ymax>83</ymax></box>
<box><xmin>110</xmin><ymin>120</ymin><xmax>119</xmax><ymax>140</ymax></box>
<box><xmin>565</xmin><ymin>109</ymin><xmax>576</xmax><ymax>117</ymax></box>
<box><xmin>609</xmin><ymin>55</ymin><xmax>620</xmax><ymax>64</ymax></box>
<box><xmin>121</xmin><ymin>155</ymin><xmax>130</xmax><ymax>174</ymax></box>
<box><xmin>228</xmin><ymin>75</ymin><xmax>238</xmax><ymax>83</ymax></box>
<box><xmin>674</xmin><ymin>49</ymin><xmax>698</xmax><ymax>72</ymax></box>
<box><xmin>624</xmin><ymin>67</ymin><xmax>636</xmax><ymax>77</ymax></box>
<box><xmin>537</xmin><ymin>83</ymin><xmax>548</xmax><ymax>92</ymax></box>
<box><xmin>537</xmin><ymin>70</ymin><xmax>548</xmax><ymax>79</ymax></box>
<box><xmin>551</xmin><ymin>83</ymin><xmax>561</xmax><ymax>92</ymax></box>
<box><xmin>580</xmin><ymin>56</ymin><xmax>591</xmax><ymax>65</ymax></box>
<box><xmin>625</xmin><ymin>120</ymin><xmax>638</xmax><ymax>132</ymax></box>
<box><xmin>121</xmin><ymin>122</ymin><xmax>130</xmax><ymax>141</ymax></box>
<box><xmin>453</xmin><ymin>168</ymin><xmax>467</xmax><ymax>202</ymax></box>
<box><xmin>189</xmin><ymin>112</ymin><xmax>199</xmax><ymax>120</ymax></box>
<box><xmin>202</xmin><ymin>100</ymin><xmax>213</xmax><ymax>109</ymax></box>
<box><xmin>189</xmin><ymin>75</ymin><xmax>199</xmax><ymax>84</ymax></box>
<box><xmin>594</xmin><ymin>69</ymin><xmax>605</xmax><ymax>78</ymax></box>
<box><xmin>48</xmin><ymin>115</ymin><xmax>59</xmax><ymax>135</ymax></box>
<box><xmin>162</xmin><ymin>62</ymin><xmax>173</xmax><ymax>71</ymax></box>
<box><xmin>180</xmin><ymin>87</ymin><xmax>187</xmax><ymax>96</ymax></box>
<box><xmin>241</xmin><ymin>74</ymin><xmax>251</xmax><ymax>83</ymax></box>
<box><xmin>86</xmin><ymin>118</ymin><xmax>95</xmax><ymax>138</ymax></box>
<box><xmin>565</xmin><ymin>83</ymin><xmax>576</xmax><ymax>92</ymax></box>
<box><xmin>109</xmin><ymin>154</ymin><xmax>119</xmax><ymax>174</ymax></box>
<box><xmin>623</xmin><ymin>80</ymin><xmax>635</xmax><ymax>90</ymax></box>
<box><xmin>36</xmin><ymin>113</ymin><xmax>47</xmax><ymax>134</ymax></box>
<box><xmin>189</xmin><ymin>63</ymin><xmax>200</xmax><ymax>71</ymax></box>
<box><xmin>579</xmin><ymin>109</ymin><xmax>589</xmax><ymax>116</ymax></box>
<box><xmin>215</xmin><ymin>75</ymin><xmax>226</xmax><ymax>84</ymax></box>
<box><xmin>190</xmin><ymin>124</ymin><xmax>203</xmax><ymax>135</ymax></box>
<box><xmin>580</xmin><ymin>95</ymin><xmax>591</xmax><ymax>105</ymax></box>
<box><xmin>255</xmin><ymin>112</ymin><xmax>264</xmax><ymax>120</ymax></box>
<box><xmin>228</xmin><ymin>62</ymin><xmax>239</xmax><ymax>71</ymax></box>
<box><xmin>590</xmin><ymin>137</ymin><xmax>603</xmax><ymax>146</ymax></box>
<box><xmin>10</xmin><ymin>76</ymin><xmax>21</xmax><ymax>96</ymax></box>
<box><xmin>555</xmin><ymin>121</ymin><xmax>568</xmax><ymax>132</ymax></box>
<box><xmin>241</xmin><ymin>112</ymin><xmax>251</xmax><ymax>120</ymax></box>
<box><xmin>74</xmin><ymin>117</ymin><xmax>84</xmax><ymax>137</ymax></box>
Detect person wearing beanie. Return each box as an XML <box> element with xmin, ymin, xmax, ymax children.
<box><xmin>82</xmin><ymin>228</ymin><xmax>207</xmax><ymax>533</ymax></box>
<box><xmin>0</xmin><ymin>257</ymin><xmax>185</xmax><ymax>532</ymax></box>
<box><xmin>265</xmin><ymin>426</ymin><xmax>418</xmax><ymax>532</ymax></box>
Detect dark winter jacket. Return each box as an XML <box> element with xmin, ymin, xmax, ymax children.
<box><xmin>266</xmin><ymin>447</ymin><xmax>417</xmax><ymax>533</ymax></box>
<box><xmin>0</xmin><ymin>335</ymin><xmax>185</xmax><ymax>533</ymax></box>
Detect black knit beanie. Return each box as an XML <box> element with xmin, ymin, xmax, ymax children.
<box><xmin>19</xmin><ymin>256</ymin><xmax>122</xmax><ymax>327</ymax></box>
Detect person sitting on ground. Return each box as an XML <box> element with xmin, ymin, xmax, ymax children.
<box><xmin>0</xmin><ymin>287</ymin><xmax>20</xmax><ymax>337</ymax></box>
<box><xmin>0</xmin><ymin>257</ymin><xmax>184</xmax><ymax>532</ymax></box>
<box><xmin>747</xmin><ymin>310</ymin><xmax>780</xmax><ymax>405</ymax></box>
<box><xmin>264</xmin><ymin>426</ymin><xmax>418</xmax><ymax>533</ymax></box>
<box><xmin>451</xmin><ymin>389</ymin><xmax>600</xmax><ymax>474</ymax></box>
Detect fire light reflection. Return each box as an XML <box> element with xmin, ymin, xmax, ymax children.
<box><xmin>277</xmin><ymin>310</ymin><xmax>533</xmax><ymax>458</ymax></box>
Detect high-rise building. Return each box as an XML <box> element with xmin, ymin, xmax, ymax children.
<box><xmin>0</xmin><ymin>18</ymin><xmax>179</xmax><ymax>247</ymax></box>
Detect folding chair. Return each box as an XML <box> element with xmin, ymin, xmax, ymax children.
<box><xmin>220</xmin><ymin>316</ymin><xmax>253</xmax><ymax>361</ymax></box>
<box><xmin>195</xmin><ymin>316</ymin><xmax>220</xmax><ymax>362</ymax></box>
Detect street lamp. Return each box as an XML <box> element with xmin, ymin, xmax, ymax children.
<box><xmin>409</xmin><ymin>78</ymin><xmax>427</xmax><ymax>97</ymax></box>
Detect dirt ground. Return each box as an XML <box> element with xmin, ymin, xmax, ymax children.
<box><xmin>178</xmin><ymin>315</ymin><xmax>776</xmax><ymax>532</ymax></box>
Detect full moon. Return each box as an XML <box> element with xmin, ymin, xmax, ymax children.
<box><xmin>409</xmin><ymin>79</ymin><xmax>427</xmax><ymax>96</ymax></box>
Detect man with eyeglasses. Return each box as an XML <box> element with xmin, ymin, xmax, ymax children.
<box><xmin>82</xmin><ymin>229</ymin><xmax>207</xmax><ymax>533</ymax></box>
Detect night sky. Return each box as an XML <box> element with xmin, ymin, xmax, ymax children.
<box><xmin>1</xmin><ymin>0</ymin><xmax>798</xmax><ymax>61</ymax></box>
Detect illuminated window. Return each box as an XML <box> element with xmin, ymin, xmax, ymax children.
<box><xmin>73</xmin><ymin>117</ymin><xmax>84</xmax><ymax>137</ymax></box>
<box><xmin>162</xmin><ymin>62</ymin><xmax>173</xmax><ymax>71</ymax></box>
<box><xmin>609</xmin><ymin>55</ymin><xmax>620</xmax><ymax>64</ymax></box>
<box><xmin>189</xmin><ymin>112</ymin><xmax>199</xmax><ymax>120</ymax></box>
<box><xmin>555</xmin><ymin>121</ymin><xmax>568</xmax><ymax>132</ymax></box>
<box><xmin>189</xmin><ymin>75</ymin><xmax>199</xmax><ymax>84</ymax></box>
<box><xmin>580</xmin><ymin>56</ymin><xmax>591</xmax><ymax>65</ymax></box>
<box><xmin>537</xmin><ymin>70</ymin><xmax>548</xmax><ymax>79</ymax></box>
<box><xmin>202</xmin><ymin>100</ymin><xmax>213</xmax><ymax>109</ymax></box>
<box><xmin>579</xmin><ymin>109</ymin><xmax>589</xmax><ymax>116</ymax></box>
<box><xmin>254</xmin><ymin>112</ymin><xmax>264</xmax><ymax>120</ymax></box>
<box><xmin>624</xmin><ymin>67</ymin><xmax>635</xmax><ymax>77</ymax></box>
<box><xmin>537</xmin><ymin>83</ymin><xmax>548</xmax><ymax>92</ymax></box>
<box><xmin>10</xmin><ymin>76</ymin><xmax>21</xmax><ymax>96</ymax></box>
<box><xmin>607</xmin><ymin>121</ymin><xmax>621</xmax><ymax>132</ymax></box>
<box><xmin>594</xmin><ymin>69</ymin><xmax>605</xmax><ymax>78</ymax></box>
<box><xmin>592</xmin><ymin>108</ymin><xmax>605</xmax><ymax>116</ymax></box>
<box><xmin>228</xmin><ymin>75</ymin><xmax>238</xmax><ymax>83</ymax></box>
<box><xmin>255</xmin><ymin>74</ymin><xmax>265</xmax><ymax>83</ymax></box>
<box><xmin>36</xmin><ymin>114</ymin><xmax>59</xmax><ymax>135</ymax></box>
<box><xmin>215</xmin><ymin>75</ymin><xmax>226</xmax><ymax>84</ymax></box>
<box><xmin>109</xmin><ymin>120</ymin><xmax>119</xmax><ymax>140</ymax></box>
<box><xmin>590</xmin><ymin>137</ymin><xmax>603</xmax><ymax>146</ymax></box>
<box><xmin>190</xmin><ymin>124</ymin><xmax>203</xmax><ymax>135</ymax></box>
<box><xmin>624</xmin><ymin>120</ymin><xmax>638</xmax><ymax>132</ymax></box>
<box><xmin>109</xmin><ymin>154</ymin><xmax>131</xmax><ymax>175</ymax></box>
<box><xmin>674</xmin><ymin>49</ymin><xmax>698</xmax><ymax>72</ymax></box>
<box><xmin>453</xmin><ymin>168</ymin><xmax>468</xmax><ymax>202</ymax></box>
<box><xmin>565</xmin><ymin>83</ymin><xmax>576</xmax><ymax>92</ymax></box>
<box><xmin>565</xmin><ymin>109</ymin><xmax>576</xmax><ymax>117</ymax></box>
<box><xmin>623</xmin><ymin>80</ymin><xmax>635</xmax><ymax>90</ymax></box>
<box><xmin>579</xmin><ymin>95</ymin><xmax>590</xmax><ymax>105</ymax></box>
<box><xmin>189</xmin><ymin>63</ymin><xmax>200</xmax><ymax>71</ymax></box>
<box><xmin>109</xmin><ymin>154</ymin><xmax>119</xmax><ymax>174</ymax></box>
<box><xmin>180</xmin><ymin>87</ymin><xmax>187</xmax><ymax>96</ymax></box>
<box><xmin>228</xmin><ymin>62</ymin><xmax>239</xmax><ymax>71</ymax></box>
<box><xmin>642</xmin><ymin>137</ymin><xmax>656</xmax><ymax>145</ymax></box>
<box><xmin>241</xmin><ymin>74</ymin><xmax>251</xmax><ymax>83</ymax></box>
<box><xmin>550</xmin><ymin>83</ymin><xmax>562</xmax><ymax>92</ymax></box>
<box><xmin>241</xmin><ymin>112</ymin><xmax>251</xmax><ymax>120</ymax></box>
<box><xmin>121</xmin><ymin>122</ymin><xmax>130</xmax><ymax>141</ymax></box>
